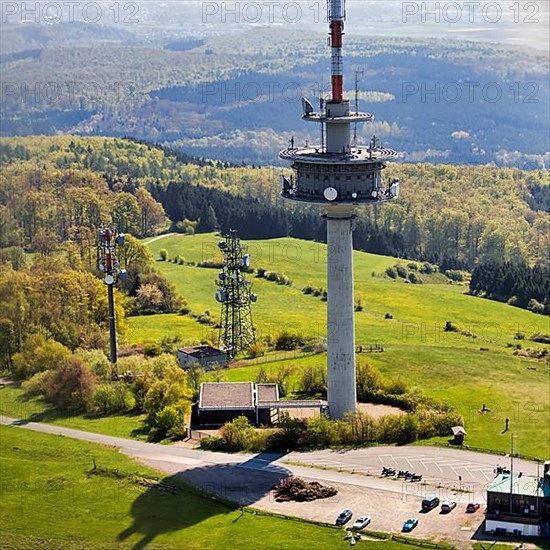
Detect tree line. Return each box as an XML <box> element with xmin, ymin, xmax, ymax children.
<box><xmin>470</xmin><ymin>262</ymin><xmax>549</xmax><ymax>314</ymax></box>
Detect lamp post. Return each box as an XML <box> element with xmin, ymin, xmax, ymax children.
<box><xmin>97</xmin><ymin>226</ymin><xmax>127</xmax><ymax>364</ymax></box>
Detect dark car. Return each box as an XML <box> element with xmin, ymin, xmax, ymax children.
<box><xmin>336</xmin><ymin>509</ymin><xmax>353</xmax><ymax>525</ymax></box>
<box><xmin>421</xmin><ymin>495</ymin><xmax>440</xmax><ymax>511</ymax></box>
<box><xmin>466</xmin><ymin>502</ymin><xmax>480</xmax><ymax>513</ymax></box>
<box><xmin>402</xmin><ymin>518</ymin><xmax>419</xmax><ymax>532</ymax></box>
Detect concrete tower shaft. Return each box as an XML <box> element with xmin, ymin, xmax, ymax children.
<box><xmin>326</xmin><ymin>208</ymin><xmax>357</xmax><ymax>419</ymax></box>
<box><xmin>279</xmin><ymin>0</ymin><xmax>401</xmax><ymax>420</ymax></box>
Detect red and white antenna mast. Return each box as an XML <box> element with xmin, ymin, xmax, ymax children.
<box><xmin>329</xmin><ymin>0</ymin><xmax>345</xmax><ymax>103</ymax></box>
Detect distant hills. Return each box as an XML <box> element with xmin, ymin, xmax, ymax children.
<box><xmin>1</xmin><ymin>23</ymin><xmax>548</xmax><ymax>167</ymax></box>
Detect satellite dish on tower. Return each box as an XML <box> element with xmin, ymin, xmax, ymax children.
<box><xmin>301</xmin><ymin>97</ymin><xmax>314</xmax><ymax>117</ymax></box>
<box><xmin>324</xmin><ymin>187</ymin><xmax>338</xmax><ymax>201</ymax></box>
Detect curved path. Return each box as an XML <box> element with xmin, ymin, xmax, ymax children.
<box><xmin>1</xmin><ymin>415</ymin><xmax>540</xmax><ymax>547</ymax></box>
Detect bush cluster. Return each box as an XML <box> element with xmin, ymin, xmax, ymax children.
<box><xmin>257</xmin><ymin>270</ymin><xmax>291</xmax><ymax>285</ymax></box>
<box><xmin>201</xmin><ymin>406</ymin><xmax>463</xmax><ymax>453</ymax></box>
<box><xmin>18</xmin><ymin>337</ymin><xmax>193</xmax><ymax>442</ymax></box>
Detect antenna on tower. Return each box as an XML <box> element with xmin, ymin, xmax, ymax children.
<box><xmin>97</xmin><ymin>225</ymin><xmax>127</xmax><ymax>364</ymax></box>
<box><xmin>353</xmin><ymin>69</ymin><xmax>364</xmax><ymax>147</ymax></box>
<box><xmin>215</xmin><ymin>230</ymin><xmax>257</xmax><ymax>358</ymax></box>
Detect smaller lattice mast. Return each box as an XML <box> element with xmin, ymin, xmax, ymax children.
<box><xmin>215</xmin><ymin>230</ymin><xmax>257</xmax><ymax>357</ymax></box>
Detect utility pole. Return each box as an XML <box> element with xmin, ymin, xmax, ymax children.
<box><xmin>97</xmin><ymin>226</ymin><xmax>127</xmax><ymax>364</ymax></box>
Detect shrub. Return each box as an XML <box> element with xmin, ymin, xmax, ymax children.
<box><xmin>77</xmin><ymin>349</ymin><xmax>112</xmax><ymax>380</ymax></box>
<box><xmin>298</xmin><ymin>365</ymin><xmax>327</xmax><ymax>397</ymax></box>
<box><xmin>408</xmin><ymin>272</ymin><xmax>419</xmax><ymax>284</ymax></box>
<box><xmin>356</xmin><ymin>363</ymin><xmax>383</xmax><ymax>398</ymax></box>
<box><xmin>143</xmin><ymin>366</ymin><xmax>192</xmax><ymax>434</ymax></box>
<box><xmin>396</xmin><ymin>265</ymin><xmax>408</xmax><ymax>278</ymax></box>
<box><xmin>384</xmin><ymin>313</ymin><xmax>393</xmax><ymax>319</ymax></box>
<box><xmin>275</xmin><ymin>330</ymin><xmax>305</xmax><ymax>350</ymax></box>
<box><xmin>12</xmin><ymin>335</ymin><xmax>72</xmax><ymax>380</ymax></box>
<box><xmin>385</xmin><ymin>267</ymin><xmax>397</xmax><ymax>279</ymax></box>
<box><xmin>303</xmin><ymin>286</ymin><xmax>314</xmax><ymax>295</ymax></box>
<box><xmin>220</xmin><ymin>416</ymin><xmax>254</xmax><ymax>451</ymax></box>
<box><xmin>88</xmin><ymin>383</ymin><xmax>135</xmax><ymax>415</ymax></box>
<box><xmin>159</xmin><ymin>249</ymin><xmax>168</xmax><ymax>261</ymax></box>
<box><xmin>152</xmin><ymin>404</ymin><xmax>187</xmax><ymax>440</ymax></box>
<box><xmin>376</xmin><ymin>414</ymin><xmax>418</xmax><ymax>445</ymax></box>
<box><xmin>130</xmin><ymin>375</ymin><xmax>152</xmax><ymax>412</ymax></box>
<box><xmin>248</xmin><ymin>342</ymin><xmax>266</xmax><ymax>358</ymax></box>
<box><xmin>48</xmin><ymin>357</ymin><xmax>96</xmax><ymax>410</ymax></box>
<box><xmin>256</xmin><ymin>268</ymin><xmax>266</xmax><ymax>278</ymax></box>
<box><xmin>528</xmin><ymin>298</ymin><xmax>545</xmax><ymax>314</ymax></box>
<box><xmin>197</xmin><ymin>260</ymin><xmax>224</xmax><ymax>269</ymax></box>
<box><xmin>445</xmin><ymin>270</ymin><xmax>465</xmax><ymax>282</ymax></box>
<box><xmin>407</xmin><ymin>262</ymin><xmax>418</xmax><ymax>271</ymax></box>
<box><xmin>175</xmin><ymin>219</ymin><xmax>196</xmax><ymax>235</ymax></box>
<box><xmin>530</xmin><ymin>333</ymin><xmax>550</xmax><ymax>344</ymax></box>
<box><xmin>384</xmin><ymin>377</ymin><xmax>408</xmax><ymax>395</ymax></box>
<box><xmin>22</xmin><ymin>370</ymin><xmax>55</xmax><ymax>397</ymax></box>
<box><xmin>419</xmin><ymin>262</ymin><xmax>437</xmax><ymax>274</ymax></box>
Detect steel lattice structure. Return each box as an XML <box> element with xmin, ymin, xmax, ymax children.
<box><xmin>215</xmin><ymin>231</ymin><xmax>257</xmax><ymax>357</ymax></box>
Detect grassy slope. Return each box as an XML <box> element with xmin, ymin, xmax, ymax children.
<box><xmin>0</xmin><ymin>425</ymin><xmax>426</xmax><ymax>550</ymax></box>
<box><xmin>127</xmin><ymin>234</ymin><xmax>549</xmax><ymax>458</ymax></box>
<box><xmin>0</xmin><ymin>384</ymin><xmax>147</xmax><ymax>440</ymax></box>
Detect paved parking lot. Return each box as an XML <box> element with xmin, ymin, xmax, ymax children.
<box><xmin>286</xmin><ymin>446</ymin><xmax>539</xmax><ymax>504</ymax></box>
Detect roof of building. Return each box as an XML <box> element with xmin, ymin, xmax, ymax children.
<box><xmin>487</xmin><ymin>474</ymin><xmax>549</xmax><ymax>497</ymax></box>
<box><xmin>199</xmin><ymin>382</ymin><xmax>254</xmax><ymax>410</ymax></box>
<box><xmin>256</xmin><ymin>383</ymin><xmax>279</xmax><ymax>404</ymax></box>
<box><xmin>178</xmin><ymin>345</ymin><xmax>226</xmax><ymax>359</ymax></box>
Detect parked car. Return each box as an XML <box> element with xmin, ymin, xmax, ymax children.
<box><xmin>336</xmin><ymin>509</ymin><xmax>353</xmax><ymax>525</ymax></box>
<box><xmin>441</xmin><ymin>501</ymin><xmax>457</xmax><ymax>513</ymax></box>
<box><xmin>421</xmin><ymin>495</ymin><xmax>440</xmax><ymax>511</ymax></box>
<box><xmin>352</xmin><ymin>515</ymin><xmax>371</xmax><ymax>530</ymax></box>
<box><xmin>402</xmin><ymin>518</ymin><xmax>419</xmax><ymax>532</ymax></box>
<box><xmin>466</xmin><ymin>502</ymin><xmax>480</xmax><ymax>513</ymax></box>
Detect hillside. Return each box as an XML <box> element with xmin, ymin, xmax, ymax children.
<box><xmin>127</xmin><ymin>233</ymin><xmax>550</xmax><ymax>458</ymax></box>
<box><xmin>1</xmin><ymin>23</ymin><xmax>548</xmax><ymax>166</ymax></box>
<box><xmin>1</xmin><ymin>136</ymin><xmax>548</xmax><ymax>269</ymax></box>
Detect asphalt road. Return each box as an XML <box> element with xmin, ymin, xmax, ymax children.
<box><xmin>1</xmin><ymin>414</ymin><xmax>537</xmax><ymax>503</ymax></box>
<box><xmin>2</xmin><ymin>415</ymin><xmax>542</xmax><ymax>546</ymax></box>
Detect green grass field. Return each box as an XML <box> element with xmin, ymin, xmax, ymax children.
<box><xmin>0</xmin><ymin>425</ymin><xmax>446</xmax><ymax>550</ymax></box>
<box><xmin>127</xmin><ymin>233</ymin><xmax>549</xmax><ymax>459</ymax></box>
<box><xmin>0</xmin><ymin>384</ymin><xmax>147</xmax><ymax>440</ymax></box>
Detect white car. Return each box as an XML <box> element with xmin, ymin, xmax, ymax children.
<box><xmin>441</xmin><ymin>501</ymin><xmax>457</xmax><ymax>513</ymax></box>
<box><xmin>352</xmin><ymin>515</ymin><xmax>371</xmax><ymax>530</ymax></box>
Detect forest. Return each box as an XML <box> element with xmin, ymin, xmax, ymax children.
<box><xmin>1</xmin><ymin>136</ymin><xmax>548</xmax><ymax>269</ymax></box>
<box><xmin>1</xmin><ymin>23</ymin><xmax>548</xmax><ymax>167</ymax></box>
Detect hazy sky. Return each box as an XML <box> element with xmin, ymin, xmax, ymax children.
<box><xmin>4</xmin><ymin>1</ymin><xmax>549</xmax><ymax>51</ymax></box>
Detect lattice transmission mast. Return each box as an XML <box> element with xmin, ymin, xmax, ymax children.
<box><xmin>215</xmin><ymin>231</ymin><xmax>257</xmax><ymax>357</ymax></box>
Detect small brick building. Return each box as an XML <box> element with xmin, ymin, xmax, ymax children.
<box><xmin>177</xmin><ymin>345</ymin><xmax>227</xmax><ymax>370</ymax></box>
<box><xmin>196</xmin><ymin>382</ymin><xmax>324</xmax><ymax>427</ymax></box>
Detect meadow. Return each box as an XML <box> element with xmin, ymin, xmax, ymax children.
<box><xmin>128</xmin><ymin>233</ymin><xmax>549</xmax><ymax>459</ymax></box>
<box><xmin>0</xmin><ymin>425</ymin><xmax>461</xmax><ymax>550</ymax></box>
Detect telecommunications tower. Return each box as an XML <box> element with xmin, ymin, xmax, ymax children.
<box><xmin>97</xmin><ymin>227</ymin><xmax>127</xmax><ymax>364</ymax></box>
<box><xmin>215</xmin><ymin>231</ymin><xmax>257</xmax><ymax>357</ymax></box>
<box><xmin>279</xmin><ymin>0</ymin><xmax>401</xmax><ymax>419</ymax></box>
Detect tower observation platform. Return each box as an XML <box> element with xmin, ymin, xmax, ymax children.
<box><xmin>279</xmin><ymin>0</ymin><xmax>402</xmax><ymax>420</ymax></box>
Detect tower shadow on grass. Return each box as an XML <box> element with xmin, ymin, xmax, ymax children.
<box><xmin>118</xmin><ymin>457</ymin><xmax>292</xmax><ymax>549</ymax></box>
